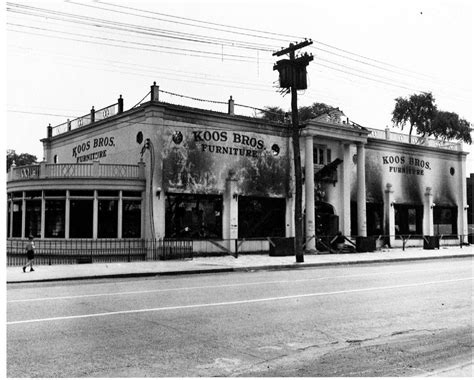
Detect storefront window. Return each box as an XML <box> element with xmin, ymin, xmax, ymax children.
<box><xmin>122</xmin><ymin>200</ymin><xmax>141</xmax><ymax>238</ymax></box>
<box><xmin>70</xmin><ymin>199</ymin><xmax>93</xmax><ymax>238</ymax></box>
<box><xmin>166</xmin><ymin>194</ymin><xmax>222</xmax><ymax>238</ymax></box>
<box><xmin>366</xmin><ymin>203</ymin><xmax>383</xmax><ymax>236</ymax></box>
<box><xmin>45</xmin><ymin>199</ymin><xmax>65</xmax><ymax>238</ymax></box>
<box><xmin>7</xmin><ymin>200</ymin><xmax>11</xmax><ymax>238</ymax></box>
<box><xmin>433</xmin><ymin>206</ymin><xmax>457</xmax><ymax>236</ymax></box>
<box><xmin>394</xmin><ymin>204</ymin><xmax>423</xmax><ymax>236</ymax></box>
<box><xmin>98</xmin><ymin>199</ymin><xmax>118</xmax><ymax>238</ymax></box>
<box><xmin>25</xmin><ymin>199</ymin><xmax>41</xmax><ymax>238</ymax></box>
<box><xmin>12</xmin><ymin>200</ymin><xmax>22</xmax><ymax>237</ymax></box>
<box><xmin>239</xmin><ymin>197</ymin><xmax>286</xmax><ymax>238</ymax></box>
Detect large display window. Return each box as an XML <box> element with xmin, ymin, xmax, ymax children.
<box><xmin>98</xmin><ymin>199</ymin><xmax>118</xmax><ymax>238</ymax></box>
<box><xmin>394</xmin><ymin>204</ymin><xmax>423</xmax><ymax>236</ymax></box>
<box><xmin>122</xmin><ymin>200</ymin><xmax>141</xmax><ymax>238</ymax></box>
<box><xmin>25</xmin><ymin>199</ymin><xmax>42</xmax><ymax>238</ymax></box>
<box><xmin>70</xmin><ymin>199</ymin><xmax>94</xmax><ymax>238</ymax></box>
<box><xmin>366</xmin><ymin>203</ymin><xmax>383</xmax><ymax>236</ymax></box>
<box><xmin>166</xmin><ymin>193</ymin><xmax>222</xmax><ymax>239</ymax></box>
<box><xmin>45</xmin><ymin>199</ymin><xmax>66</xmax><ymax>238</ymax></box>
<box><xmin>11</xmin><ymin>200</ymin><xmax>22</xmax><ymax>238</ymax></box>
<box><xmin>433</xmin><ymin>206</ymin><xmax>457</xmax><ymax>236</ymax></box>
<box><xmin>238</xmin><ymin>196</ymin><xmax>286</xmax><ymax>238</ymax></box>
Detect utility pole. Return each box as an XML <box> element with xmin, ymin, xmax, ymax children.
<box><xmin>273</xmin><ymin>40</ymin><xmax>313</xmax><ymax>263</ymax></box>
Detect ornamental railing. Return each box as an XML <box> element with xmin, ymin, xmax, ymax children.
<box><xmin>367</xmin><ymin>128</ymin><xmax>463</xmax><ymax>151</ymax></box>
<box><xmin>6</xmin><ymin>238</ymin><xmax>193</xmax><ymax>266</ymax></box>
<box><xmin>51</xmin><ymin>102</ymin><xmax>121</xmax><ymax>137</ymax></box>
<box><xmin>8</xmin><ymin>162</ymin><xmax>145</xmax><ymax>181</ymax></box>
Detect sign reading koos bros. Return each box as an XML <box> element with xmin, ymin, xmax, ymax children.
<box><xmin>192</xmin><ymin>130</ymin><xmax>265</xmax><ymax>158</ymax></box>
<box><xmin>72</xmin><ymin>136</ymin><xmax>115</xmax><ymax>163</ymax></box>
<box><xmin>382</xmin><ymin>154</ymin><xmax>431</xmax><ymax>176</ymax></box>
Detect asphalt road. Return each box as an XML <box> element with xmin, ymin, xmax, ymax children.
<box><xmin>7</xmin><ymin>258</ymin><xmax>473</xmax><ymax>377</ymax></box>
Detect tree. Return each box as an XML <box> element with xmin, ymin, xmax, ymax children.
<box><xmin>258</xmin><ymin>106</ymin><xmax>287</xmax><ymax>123</ymax></box>
<box><xmin>259</xmin><ymin>102</ymin><xmax>340</xmax><ymax>123</ymax></box>
<box><xmin>7</xmin><ymin>150</ymin><xmax>37</xmax><ymax>172</ymax></box>
<box><xmin>430</xmin><ymin>111</ymin><xmax>472</xmax><ymax>144</ymax></box>
<box><xmin>391</xmin><ymin>92</ymin><xmax>472</xmax><ymax>144</ymax></box>
<box><xmin>391</xmin><ymin>92</ymin><xmax>437</xmax><ymax>141</ymax></box>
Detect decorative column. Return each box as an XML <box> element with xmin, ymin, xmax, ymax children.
<box><xmin>424</xmin><ymin>187</ymin><xmax>434</xmax><ymax>236</ymax></box>
<box><xmin>341</xmin><ymin>143</ymin><xmax>352</xmax><ymax>236</ymax></box>
<box><xmin>458</xmin><ymin>155</ymin><xmax>468</xmax><ymax>243</ymax></box>
<box><xmin>304</xmin><ymin>136</ymin><xmax>316</xmax><ymax>252</ymax></box>
<box><xmin>41</xmin><ymin>192</ymin><xmax>45</xmax><ymax>238</ymax></box>
<box><xmin>384</xmin><ymin>183</ymin><xmax>394</xmax><ymax>245</ymax></box>
<box><xmin>223</xmin><ymin>170</ymin><xmax>238</xmax><ymax>256</ymax></box>
<box><xmin>21</xmin><ymin>192</ymin><xmax>26</xmax><ymax>238</ymax></box>
<box><xmin>356</xmin><ymin>143</ymin><xmax>367</xmax><ymax>237</ymax></box>
<box><xmin>117</xmin><ymin>190</ymin><xmax>123</xmax><ymax>239</ymax></box>
<box><xmin>93</xmin><ymin>190</ymin><xmax>98</xmax><ymax>239</ymax></box>
<box><xmin>65</xmin><ymin>190</ymin><xmax>70</xmax><ymax>239</ymax></box>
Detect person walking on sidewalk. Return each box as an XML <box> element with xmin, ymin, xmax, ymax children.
<box><xmin>23</xmin><ymin>235</ymin><xmax>35</xmax><ymax>273</ymax></box>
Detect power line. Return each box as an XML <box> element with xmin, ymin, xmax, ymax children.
<box><xmin>69</xmin><ymin>0</ymin><xmax>292</xmax><ymax>44</ymax></box>
<box><xmin>7</xmin><ymin>110</ymin><xmax>77</xmax><ymax>118</ymax></box>
<box><xmin>8</xmin><ymin>43</ymin><xmax>273</xmax><ymax>90</ymax></box>
<box><xmin>7</xmin><ymin>27</ymin><xmax>260</xmax><ymax>63</ymax></box>
<box><xmin>7</xmin><ymin>3</ymin><xmax>277</xmax><ymax>52</ymax></box>
<box><xmin>94</xmin><ymin>0</ymin><xmax>301</xmax><ymax>41</ymax></box>
<box><xmin>8</xmin><ymin>22</ymin><xmax>266</xmax><ymax>61</ymax></box>
<box><xmin>94</xmin><ymin>0</ymin><xmax>432</xmax><ymax>79</ymax></box>
<box><xmin>9</xmin><ymin>1</ymin><xmax>463</xmax><ymax>97</ymax></box>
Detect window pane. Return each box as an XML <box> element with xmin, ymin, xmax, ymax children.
<box><xmin>122</xmin><ymin>200</ymin><xmax>141</xmax><ymax>238</ymax></box>
<box><xmin>238</xmin><ymin>197</ymin><xmax>286</xmax><ymax>238</ymax></box>
<box><xmin>25</xmin><ymin>200</ymin><xmax>41</xmax><ymax>238</ymax></box>
<box><xmin>98</xmin><ymin>190</ymin><xmax>119</xmax><ymax>197</ymax></box>
<box><xmin>44</xmin><ymin>190</ymin><xmax>65</xmax><ymax>197</ymax></box>
<box><xmin>70</xmin><ymin>190</ymin><xmax>94</xmax><ymax>197</ymax></box>
<box><xmin>45</xmin><ymin>199</ymin><xmax>65</xmax><ymax>238</ymax></box>
<box><xmin>407</xmin><ymin>209</ymin><xmax>417</xmax><ymax>233</ymax></box>
<box><xmin>123</xmin><ymin>191</ymin><xmax>142</xmax><ymax>198</ymax></box>
<box><xmin>394</xmin><ymin>205</ymin><xmax>422</xmax><ymax>235</ymax></box>
<box><xmin>70</xmin><ymin>199</ymin><xmax>93</xmax><ymax>238</ymax></box>
<box><xmin>25</xmin><ymin>191</ymin><xmax>42</xmax><ymax>199</ymax></box>
<box><xmin>98</xmin><ymin>199</ymin><xmax>118</xmax><ymax>238</ymax></box>
<box><xmin>166</xmin><ymin>194</ymin><xmax>222</xmax><ymax>238</ymax></box>
<box><xmin>12</xmin><ymin>201</ymin><xmax>22</xmax><ymax>237</ymax></box>
<box><xmin>7</xmin><ymin>201</ymin><xmax>11</xmax><ymax>237</ymax></box>
<box><xmin>434</xmin><ymin>207</ymin><xmax>457</xmax><ymax>235</ymax></box>
<box><xmin>366</xmin><ymin>203</ymin><xmax>383</xmax><ymax>236</ymax></box>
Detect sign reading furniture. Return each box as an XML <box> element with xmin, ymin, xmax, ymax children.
<box><xmin>71</xmin><ymin>135</ymin><xmax>116</xmax><ymax>163</ymax></box>
<box><xmin>382</xmin><ymin>154</ymin><xmax>431</xmax><ymax>176</ymax></box>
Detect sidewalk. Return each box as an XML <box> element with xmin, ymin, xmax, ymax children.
<box><xmin>6</xmin><ymin>245</ymin><xmax>474</xmax><ymax>284</ymax></box>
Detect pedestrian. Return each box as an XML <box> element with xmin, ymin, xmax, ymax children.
<box><xmin>23</xmin><ymin>235</ymin><xmax>35</xmax><ymax>272</ymax></box>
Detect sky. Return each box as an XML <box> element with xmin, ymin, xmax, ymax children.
<box><xmin>4</xmin><ymin>0</ymin><xmax>474</xmax><ymax>172</ymax></box>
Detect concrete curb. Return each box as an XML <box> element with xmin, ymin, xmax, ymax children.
<box><xmin>7</xmin><ymin>253</ymin><xmax>474</xmax><ymax>284</ymax></box>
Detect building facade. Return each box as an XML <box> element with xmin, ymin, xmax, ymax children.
<box><xmin>6</xmin><ymin>83</ymin><xmax>470</xmax><ymax>253</ymax></box>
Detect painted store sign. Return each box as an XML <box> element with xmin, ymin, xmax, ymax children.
<box><xmin>381</xmin><ymin>154</ymin><xmax>432</xmax><ymax>176</ymax></box>
<box><xmin>71</xmin><ymin>135</ymin><xmax>116</xmax><ymax>163</ymax></box>
<box><xmin>163</xmin><ymin>127</ymin><xmax>289</xmax><ymax>197</ymax></box>
<box><xmin>356</xmin><ymin>148</ymin><xmax>458</xmax><ymax>205</ymax></box>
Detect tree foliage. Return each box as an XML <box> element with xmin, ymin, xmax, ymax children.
<box><xmin>431</xmin><ymin>111</ymin><xmax>472</xmax><ymax>144</ymax></box>
<box><xmin>258</xmin><ymin>102</ymin><xmax>341</xmax><ymax>123</ymax></box>
<box><xmin>258</xmin><ymin>106</ymin><xmax>287</xmax><ymax>123</ymax></box>
<box><xmin>6</xmin><ymin>149</ymin><xmax>38</xmax><ymax>172</ymax></box>
<box><xmin>392</xmin><ymin>92</ymin><xmax>472</xmax><ymax>144</ymax></box>
<box><xmin>391</xmin><ymin>92</ymin><xmax>437</xmax><ymax>138</ymax></box>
